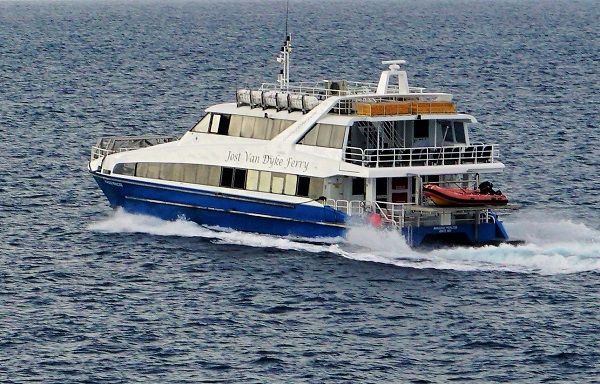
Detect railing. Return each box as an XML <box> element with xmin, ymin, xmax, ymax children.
<box><xmin>326</xmin><ymin>199</ymin><xmax>413</xmax><ymax>227</ymax></box>
<box><xmin>258</xmin><ymin>81</ymin><xmax>427</xmax><ymax>98</ymax></box>
<box><xmin>344</xmin><ymin>144</ymin><xmax>499</xmax><ymax>168</ymax></box>
<box><xmin>371</xmin><ymin>201</ymin><xmax>413</xmax><ymax>227</ymax></box>
<box><xmin>331</xmin><ymin>94</ymin><xmax>452</xmax><ymax>115</ymax></box>
<box><xmin>326</xmin><ymin>199</ymin><xmax>365</xmax><ymax>217</ymax></box>
<box><xmin>90</xmin><ymin>135</ymin><xmax>178</xmax><ymax>161</ymax></box>
<box><xmin>326</xmin><ymin>198</ymin><xmax>505</xmax><ymax>229</ymax></box>
<box><xmin>239</xmin><ymin>85</ymin><xmax>443</xmax><ymax>115</ymax></box>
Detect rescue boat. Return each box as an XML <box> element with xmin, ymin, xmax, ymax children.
<box><xmin>423</xmin><ymin>183</ymin><xmax>508</xmax><ymax>207</ymax></box>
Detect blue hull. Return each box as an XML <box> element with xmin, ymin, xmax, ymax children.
<box><xmin>92</xmin><ymin>172</ymin><xmax>509</xmax><ymax>247</ymax></box>
<box><xmin>402</xmin><ymin>220</ymin><xmax>509</xmax><ymax>247</ymax></box>
<box><xmin>92</xmin><ymin>173</ymin><xmax>346</xmax><ymax>239</ymax></box>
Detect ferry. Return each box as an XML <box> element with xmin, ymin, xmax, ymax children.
<box><xmin>89</xmin><ymin>35</ymin><xmax>514</xmax><ymax>247</ymax></box>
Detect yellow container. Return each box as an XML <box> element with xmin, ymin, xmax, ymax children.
<box><xmin>356</xmin><ymin>101</ymin><xmax>456</xmax><ymax>116</ymax></box>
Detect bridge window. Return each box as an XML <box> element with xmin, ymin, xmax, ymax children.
<box><xmin>454</xmin><ymin>122</ymin><xmax>466</xmax><ymax>143</ymax></box>
<box><xmin>439</xmin><ymin>120</ymin><xmax>466</xmax><ymax>144</ymax></box>
<box><xmin>191</xmin><ymin>114</ymin><xmax>211</xmax><ymax>133</ymax></box>
<box><xmin>298</xmin><ymin>124</ymin><xmax>346</xmax><ymax>148</ymax></box>
<box><xmin>113</xmin><ymin>163</ymin><xmax>136</xmax><ymax>176</ymax></box>
<box><xmin>195</xmin><ymin>114</ymin><xmax>294</xmax><ymax>140</ymax></box>
<box><xmin>414</xmin><ymin>120</ymin><xmax>429</xmax><ymax>138</ymax></box>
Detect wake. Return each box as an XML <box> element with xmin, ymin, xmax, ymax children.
<box><xmin>88</xmin><ymin>209</ymin><xmax>600</xmax><ymax>275</ymax></box>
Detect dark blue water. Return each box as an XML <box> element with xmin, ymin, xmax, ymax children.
<box><xmin>1</xmin><ymin>0</ymin><xmax>599</xmax><ymax>382</ymax></box>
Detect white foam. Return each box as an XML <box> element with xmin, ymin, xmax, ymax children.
<box><xmin>88</xmin><ymin>209</ymin><xmax>343</xmax><ymax>254</ymax></box>
<box><xmin>88</xmin><ymin>209</ymin><xmax>600</xmax><ymax>275</ymax></box>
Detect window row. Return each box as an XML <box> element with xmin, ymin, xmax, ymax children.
<box><xmin>191</xmin><ymin>113</ymin><xmax>295</xmax><ymax>140</ymax></box>
<box><xmin>298</xmin><ymin>123</ymin><xmax>346</xmax><ymax>149</ymax></box>
<box><xmin>113</xmin><ymin>162</ymin><xmax>324</xmax><ymax>199</ymax></box>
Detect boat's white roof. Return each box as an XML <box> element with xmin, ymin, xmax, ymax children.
<box><xmin>207</xmin><ymin>103</ymin><xmax>477</xmax><ymax>125</ymax></box>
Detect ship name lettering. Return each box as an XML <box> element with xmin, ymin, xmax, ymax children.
<box><xmin>286</xmin><ymin>158</ymin><xmax>310</xmax><ymax>172</ymax></box>
<box><xmin>226</xmin><ymin>151</ymin><xmax>241</xmax><ymax>162</ymax></box>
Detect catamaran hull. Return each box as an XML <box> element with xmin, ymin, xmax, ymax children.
<box><xmin>92</xmin><ymin>173</ymin><xmax>510</xmax><ymax>247</ymax></box>
<box><xmin>92</xmin><ymin>173</ymin><xmax>346</xmax><ymax>239</ymax></box>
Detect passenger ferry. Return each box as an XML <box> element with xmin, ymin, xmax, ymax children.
<box><xmin>89</xmin><ymin>35</ymin><xmax>513</xmax><ymax>247</ymax></box>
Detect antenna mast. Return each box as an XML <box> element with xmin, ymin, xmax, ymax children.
<box><xmin>277</xmin><ymin>0</ymin><xmax>291</xmax><ymax>90</ymax></box>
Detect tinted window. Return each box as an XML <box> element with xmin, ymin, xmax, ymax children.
<box><xmin>352</xmin><ymin>178</ymin><xmax>365</xmax><ymax>195</ymax></box>
<box><xmin>414</xmin><ymin>120</ymin><xmax>429</xmax><ymax>138</ymax></box>
<box><xmin>217</xmin><ymin>115</ymin><xmax>231</xmax><ymax>135</ymax></box>
<box><xmin>297</xmin><ymin>176</ymin><xmax>310</xmax><ymax>197</ymax></box>
<box><xmin>220</xmin><ymin>167</ymin><xmax>234</xmax><ymax>187</ymax></box>
<box><xmin>114</xmin><ymin>163</ymin><xmax>136</xmax><ymax>176</ymax></box>
<box><xmin>233</xmin><ymin>169</ymin><xmax>247</xmax><ymax>189</ymax></box>
<box><xmin>454</xmin><ymin>122</ymin><xmax>466</xmax><ymax>143</ymax></box>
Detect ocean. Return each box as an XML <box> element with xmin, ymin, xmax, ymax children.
<box><xmin>1</xmin><ymin>0</ymin><xmax>599</xmax><ymax>382</ymax></box>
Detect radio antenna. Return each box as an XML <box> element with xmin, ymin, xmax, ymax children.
<box><xmin>285</xmin><ymin>0</ymin><xmax>289</xmax><ymax>37</ymax></box>
<box><xmin>277</xmin><ymin>0</ymin><xmax>292</xmax><ymax>90</ymax></box>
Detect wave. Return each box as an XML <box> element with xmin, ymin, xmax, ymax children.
<box><xmin>87</xmin><ymin>209</ymin><xmax>344</xmax><ymax>255</ymax></box>
<box><xmin>88</xmin><ymin>209</ymin><xmax>600</xmax><ymax>275</ymax></box>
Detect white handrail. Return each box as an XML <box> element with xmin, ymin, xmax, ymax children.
<box><xmin>90</xmin><ymin>135</ymin><xmax>177</xmax><ymax>161</ymax></box>
<box><xmin>344</xmin><ymin>144</ymin><xmax>499</xmax><ymax>167</ymax></box>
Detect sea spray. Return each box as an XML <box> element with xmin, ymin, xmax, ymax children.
<box><xmin>88</xmin><ymin>209</ymin><xmax>600</xmax><ymax>275</ymax></box>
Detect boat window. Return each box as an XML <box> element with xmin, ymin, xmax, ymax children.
<box><xmin>253</xmin><ymin>118</ymin><xmax>268</xmax><ymax>140</ymax></box>
<box><xmin>220</xmin><ymin>167</ymin><xmax>234</xmax><ymax>187</ymax></box>
<box><xmin>135</xmin><ymin>163</ymin><xmax>148</xmax><ymax>178</ymax></box>
<box><xmin>299</xmin><ymin>124</ymin><xmax>346</xmax><ymax>148</ymax></box>
<box><xmin>246</xmin><ymin>170</ymin><xmax>259</xmax><ymax>190</ymax></box>
<box><xmin>207</xmin><ymin>166</ymin><xmax>221</xmax><ymax>186</ymax></box>
<box><xmin>454</xmin><ymin>122</ymin><xmax>466</xmax><ymax>143</ymax></box>
<box><xmin>329</xmin><ymin>125</ymin><xmax>346</xmax><ymax>149</ymax></box>
<box><xmin>299</xmin><ymin>124</ymin><xmax>319</xmax><ymax>146</ymax></box>
<box><xmin>240</xmin><ymin>116</ymin><xmax>255</xmax><ymax>138</ymax></box>
<box><xmin>276</xmin><ymin>120</ymin><xmax>295</xmax><ymax>138</ymax></box>
<box><xmin>297</xmin><ymin>176</ymin><xmax>310</xmax><ymax>197</ymax></box>
<box><xmin>233</xmin><ymin>169</ymin><xmax>247</xmax><ymax>189</ymax></box>
<box><xmin>121</xmin><ymin>162</ymin><xmax>324</xmax><ymax>198</ymax></box>
<box><xmin>145</xmin><ymin>163</ymin><xmax>160</xmax><ymax>179</ymax></box>
<box><xmin>271</xmin><ymin>173</ymin><xmax>285</xmax><ymax>194</ymax></box>
<box><xmin>352</xmin><ymin>178</ymin><xmax>365</xmax><ymax>195</ymax></box>
<box><xmin>269</xmin><ymin>120</ymin><xmax>281</xmax><ymax>139</ymax></box>
<box><xmin>258</xmin><ymin>171</ymin><xmax>272</xmax><ymax>192</ymax></box>
<box><xmin>229</xmin><ymin>115</ymin><xmax>243</xmax><ymax>137</ymax></box>
<box><xmin>414</xmin><ymin>120</ymin><xmax>429</xmax><ymax>138</ymax></box>
<box><xmin>210</xmin><ymin>114</ymin><xmax>221</xmax><ymax>133</ymax></box>
<box><xmin>159</xmin><ymin>163</ymin><xmax>176</xmax><ymax>181</ymax></box>
<box><xmin>284</xmin><ymin>174</ymin><xmax>297</xmax><ymax>195</ymax></box>
<box><xmin>375</xmin><ymin>178</ymin><xmax>387</xmax><ymax>197</ymax></box>
<box><xmin>217</xmin><ymin>114</ymin><xmax>231</xmax><ymax>135</ymax></box>
<box><xmin>113</xmin><ymin>163</ymin><xmax>136</xmax><ymax>176</ymax></box>
<box><xmin>440</xmin><ymin>120</ymin><xmax>452</xmax><ymax>143</ymax></box>
<box><xmin>308</xmin><ymin>177</ymin><xmax>324</xmax><ymax>199</ymax></box>
<box><xmin>193</xmin><ymin>164</ymin><xmax>208</xmax><ymax>185</ymax></box>
<box><xmin>182</xmin><ymin>164</ymin><xmax>198</xmax><ymax>183</ymax></box>
<box><xmin>316</xmin><ymin>124</ymin><xmax>333</xmax><ymax>147</ymax></box>
<box><xmin>191</xmin><ymin>114</ymin><xmax>211</xmax><ymax>133</ymax></box>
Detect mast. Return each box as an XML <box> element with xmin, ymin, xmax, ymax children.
<box><xmin>277</xmin><ymin>0</ymin><xmax>291</xmax><ymax>90</ymax></box>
